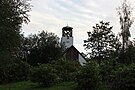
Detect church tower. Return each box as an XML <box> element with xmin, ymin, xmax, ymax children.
<box><xmin>61</xmin><ymin>26</ymin><xmax>73</xmax><ymax>48</ymax></box>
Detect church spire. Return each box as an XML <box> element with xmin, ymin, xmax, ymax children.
<box><xmin>61</xmin><ymin>26</ymin><xmax>73</xmax><ymax>48</ymax></box>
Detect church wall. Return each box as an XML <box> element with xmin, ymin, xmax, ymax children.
<box><xmin>66</xmin><ymin>47</ymin><xmax>78</xmax><ymax>61</ymax></box>
<box><xmin>61</xmin><ymin>37</ymin><xmax>73</xmax><ymax>48</ymax></box>
<box><xmin>79</xmin><ymin>54</ymin><xmax>86</xmax><ymax>66</ymax></box>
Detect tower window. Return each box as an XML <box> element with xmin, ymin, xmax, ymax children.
<box><xmin>62</xmin><ymin>26</ymin><xmax>73</xmax><ymax>37</ymax></box>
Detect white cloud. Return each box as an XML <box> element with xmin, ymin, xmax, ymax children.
<box><xmin>23</xmin><ymin>0</ymin><xmax>135</xmax><ymax>52</ymax></box>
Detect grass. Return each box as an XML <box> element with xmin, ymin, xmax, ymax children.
<box><xmin>0</xmin><ymin>81</ymin><xmax>76</xmax><ymax>90</ymax></box>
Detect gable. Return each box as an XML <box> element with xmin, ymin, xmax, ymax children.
<box><xmin>63</xmin><ymin>45</ymin><xmax>86</xmax><ymax>62</ymax></box>
<box><xmin>65</xmin><ymin>46</ymin><xmax>79</xmax><ymax>61</ymax></box>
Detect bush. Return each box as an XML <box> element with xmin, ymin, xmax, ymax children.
<box><xmin>0</xmin><ymin>59</ymin><xmax>31</xmax><ymax>84</ymax></box>
<box><xmin>76</xmin><ymin>61</ymin><xmax>102</xmax><ymax>90</ymax></box>
<box><xmin>51</xmin><ymin>60</ymin><xmax>80</xmax><ymax>82</ymax></box>
<box><xmin>30</xmin><ymin>64</ymin><xmax>57</xmax><ymax>86</ymax></box>
<box><xmin>99</xmin><ymin>59</ymin><xmax>118</xmax><ymax>88</ymax></box>
<box><xmin>9</xmin><ymin>60</ymin><xmax>31</xmax><ymax>81</ymax></box>
<box><xmin>111</xmin><ymin>64</ymin><xmax>135</xmax><ymax>90</ymax></box>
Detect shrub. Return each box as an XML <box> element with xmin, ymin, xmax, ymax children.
<box><xmin>9</xmin><ymin>60</ymin><xmax>31</xmax><ymax>81</ymax></box>
<box><xmin>30</xmin><ymin>64</ymin><xmax>57</xmax><ymax>86</ymax></box>
<box><xmin>99</xmin><ymin>59</ymin><xmax>118</xmax><ymax>88</ymax></box>
<box><xmin>51</xmin><ymin>60</ymin><xmax>80</xmax><ymax>82</ymax></box>
<box><xmin>0</xmin><ymin>59</ymin><xmax>31</xmax><ymax>84</ymax></box>
<box><xmin>111</xmin><ymin>64</ymin><xmax>135</xmax><ymax>90</ymax></box>
<box><xmin>76</xmin><ymin>61</ymin><xmax>102</xmax><ymax>90</ymax></box>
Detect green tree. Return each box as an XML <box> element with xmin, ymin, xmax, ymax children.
<box><xmin>0</xmin><ymin>59</ymin><xmax>31</xmax><ymax>84</ymax></box>
<box><xmin>0</xmin><ymin>0</ymin><xmax>31</xmax><ymax>83</ymax></box>
<box><xmin>117</xmin><ymin>0</ymin><xmax>134</xmax><ymax>57</ymax></box>
<box><xmin>0</xmin><ymin>0</ymin><xmax>31</xmax><ymax>61</ymax></box>
<box><xmin>84</xmin><ymin>21</ymin><xmax>120</xmax><ymax>65</ymax></box>
<box><xmin>76</xmin><ymin>61</ymin><xmax>102</xmax><ymax>90</ymax></box>
<box><xmin>51</xmin><ymin>60</ymin><xmax>80</xmax><ymax>82</ymax></box>
<box><xmin>30</xmin><ymin>64</ymin><xmax>57</xmax><ymax>86</ymax></box>
<box><xmin>119</xmin><ymin>43</ymin><xmax>135</xmax><ymax>64</ymax></box>
<box><xmin>20</xmin><ymin>31</ymin><xmax>63</xmax><ymax>65</ymax></box>
<box><xmin>112</xmin><ymin>64</ymin><xmax>135</xmax><ymax>90</ymax></box>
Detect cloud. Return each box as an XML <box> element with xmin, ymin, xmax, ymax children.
<box><xmin>23</xmin><ymin>0</ymin><xmax>135</xmax><ymax>52</ymax></box>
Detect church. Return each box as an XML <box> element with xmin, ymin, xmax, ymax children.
<box><xmin>61</xmin><ymin>26</ymin><xmax>86</xmax><ymax>66</ymax></box>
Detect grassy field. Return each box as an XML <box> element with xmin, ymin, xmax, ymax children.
<box><xmin>0</xmin><ymin>81</ymin><xmax>76</xmax><ymax>90</ymax></box>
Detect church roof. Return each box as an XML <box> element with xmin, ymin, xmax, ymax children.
<box><xmin>62</xmin><ymin>26</ymin><xmax>73</xmax><ymax>30</ymax></box>
<box><xmin>62</xmin><ymin>45</ymin><xmax>86</xmax><ymax>61</ymax></box>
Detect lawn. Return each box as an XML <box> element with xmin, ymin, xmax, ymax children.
<box><xmin>0</xmin><ymin>81</ymin><xmax>76</xmax><ymax>90</ymax></box>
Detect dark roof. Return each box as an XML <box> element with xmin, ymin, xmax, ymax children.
<box><xmin>62</xmin><ymin>45</ymin><xmax>87</xmax><ymax>61</ymax></box>
<box><xmin>62</xmin><ymin>26</ymin><xmax>73</xmax><ymax>30</ymax></box>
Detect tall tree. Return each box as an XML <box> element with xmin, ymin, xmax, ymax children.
<box><xmin>117</xmin><ymin>0</ymin><xmax>134</xmax><ymax>52</ymax></box>
<box><xmin>84</xmin><ymin>21</ymin><xmax>120</xmax><ymax>65</ymax></box>
<box><xmin>0</xmin><ymin>0</ymin><xmax>31</xmax><ymax>62</ymax></box>
<box><xmin>0</xmin><ymin>0</ymin><xmax>31</xmax><ymax>83</ymax></box>
<box><xmin>19</xmin><ymin>31</ymin><xmax>63</xmax><ymax>66</ymax></box>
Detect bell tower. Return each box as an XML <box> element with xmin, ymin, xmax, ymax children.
<box><xmin>61</xmin><ymin>26</ymin><xmax>73</xmax><ymax>48</ymax></box>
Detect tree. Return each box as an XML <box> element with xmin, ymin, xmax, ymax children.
<box><xmin>30</xmin><ymin>64</ymin><xmax>57</xmax><ymax>86</ymax></box>
<box><xmin>117</xmin><ymin>0</ymin><xmax>134</xmax><ymax>53</ymax></box>
<box><xmin>0</xmin><ymin>0</ymin><xmax>31</xmax><ymax>61</ymax></box>
<box><xmin>19</xmin><ymin>31</ymin><xmax>63</xmax><ymax>66</ymax></box>
<box><xmin>111</xmin><ymin>64</ymin><xmax>135</xmax><ymax>90</ymax></box>
<box><xmin>0</xmin><ymin>0</ymin><xmax>31</xmax><ymax>83</ymax></box>
<box><xmin>117</xmin><ymin>0</ymin><xmax>134</xmax><ymax>63</ymax></box>
<box><xmin>76</xmin><ymin>61</ymin><xmax>102</xmax><ymax>90</ymax></box>
<box><xmin>119</xmin><ymin>39</ymin><xmax>135</xmax><ymax>64</ymax></box>
<box><xmin>84</xmin><ymin>21</ymin><xmax>120</xmax><ymax>65</ymax></box>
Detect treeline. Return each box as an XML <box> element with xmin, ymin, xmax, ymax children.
<box><xmin>0</xmin><ymin>0</ymin><xmax>76</xmax><ymax>85</ymax></box>
<box><xmin>77</xmin><ymin>0</ymin><xmax>135</xmax><ymax>89</ymax></box>
<box><xmin>0</xmin><ymin>0</ymin><xmax>135</xmax><ymax>90</ymax></box>
<box><xmin>77</xmin><ymin>19</ymin><xmax>135</xmax><ymax>89</ymax></box>
<box><xmin>0</xmin><ymin>0</ymin><xmax>31</xmax><ymax>83</ymax></box>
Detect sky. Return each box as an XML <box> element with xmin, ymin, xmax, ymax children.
<box><xmin>22</xmin><ymin>0</ymin><xmax>135</xmax><ymax>53</ymax></box>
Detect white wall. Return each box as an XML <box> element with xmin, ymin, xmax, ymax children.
<box><xmin>79</xmin><ymin>54</ymin><xmax>86</xmax><ymax>66</ymax></box>
<box><xmin>61</xmin><ymin>37</ymin><xmax>73</xmax><ymax>48</ymax></box>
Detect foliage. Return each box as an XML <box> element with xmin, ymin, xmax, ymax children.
<box><xmin>0</xmin><ymin>59</ymin><xmax>31</xmax><ymax>84</ymax></box>
<box><xmin>30</xmin><ymin>64</ymin><xmax>57</xmax><ymax>86</ymax></box>
<box><xmin>76</xmin><ymin>61</ymin><xmax>102</xmax><ymax>90</ymax></box>
<box><xmin>100</xmin><ymin>62</ymin><xmax>135</xmax><ymax>90</ymax></box>
<box><xmin>118</xmin><ymin>44</ymin><xmax>135</xmax><ymax>64</ymax></box>
<box><xmin>28</xmin><ymin>60</ymin><xmax>80</xmax><ymax>86</ymax></box>
<box><xmin>99</xmin><ymin>59</ymin><xmax>118</xmax><ymax>89</ymax></box>
<box><xmin>111</xmin><ymin>64</ymin><xmax>135</xmax><ymax>90</ymax></box>
<box><xmin>84</xmin><ymin>21</ymin><xmax>120</xmax><ymax>65</ymax></box>
<box><xmin>51</xmin><ymin>60</ymin><xmax>80</xmax><ymax>82</ymax></box>
<box><xmin>117</xmin><ymin>0</ymin><xmax>134</xmax><ymax>52</ymax></box>
<box><xmin>0</xmin><ymin>0</ymin><xmax>31</xmax><ymax>84</ymax></box>
<box><xmin>0</xmin><ymin>0</ymin><xmax>31</xmax><ymax>52</ymax></box>
<box><xmin>19</xmin><ymin>31</ymin><xmax>63</xmax><ymax>66</ymax></box>
<box><xmin>0</xmin><ymin>0</ymin><xmax>31</xmax><ymax>63</ymax></box>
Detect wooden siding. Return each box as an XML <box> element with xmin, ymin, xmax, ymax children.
<box><xmin>66</xmin><ymin>46</ymin><xmax>79</xmax><ymax>61</ymax></box>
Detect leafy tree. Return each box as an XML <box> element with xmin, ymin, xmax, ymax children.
<box><xmin>84</xmin><ymin>21</ymin><xmax>120</xmax><ymax>65</ymax></box>
<box><xmin>19</xmin><ymin>31</ymin><xmax>63</xmax><ymax>65</ymax></box>
<box><xmin>76</xmin><ymin>61</ymin><xmax>102</xmax><ymax>90</ymax></box>
<box><xmin>51</xmin><ymin>60</ymin><xmax>80</xmax><ymax>82</ymax></box>
<box><xmin>117</xmin><ymin>0</ymin><xmax>134</xmax><ymax>60</ymax></box>
<box><xmin>119</xmin><ymin>43</ymin><xmax>135</xmax><ymax>64</ymax></box>
<box><xmin>30</xmin><ymin>64</ymin><xmax>57</xmax><ymax>86</ymax></box>
<box><xmin>111</xmin><ymin>64</ymin><xmax>135</xmax><ymax>90</ymax></box>
<box><xmin>0</xmin><ymin>0</ymin><xmax>31</xmax><ymax>83</ymax></box>
<box><xmin>99</xmin><ymin>58</ymin><xmax>118</xmax><ymax>89</ymax></box>
<box><xmin>0</xmin><ymin>0</ymin><xmax>31</xmax><ymax>61</ymax></box>
<box><xmin>0</xmin><ymin>59</ymin><xmax>31</xmax><ymax>83</ymax></box>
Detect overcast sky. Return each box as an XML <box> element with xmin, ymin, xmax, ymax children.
<box><xmin>22</xmin><ymin>0</ymin><xmax>135</xmax><ymax>53</ymax></box>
